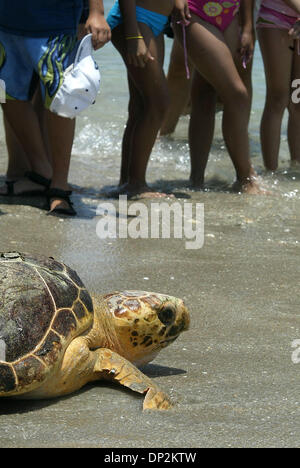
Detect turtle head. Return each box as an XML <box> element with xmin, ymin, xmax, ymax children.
<box><xmin>103</xmin><ymin>291</ymin><xmax>190</xmax><ymax>366</ymax></box>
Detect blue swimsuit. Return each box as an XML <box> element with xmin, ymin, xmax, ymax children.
<box><xmin>107</xmin><ymin>1</ymin><xmax>169</xmax><ymax>37</ymax></box>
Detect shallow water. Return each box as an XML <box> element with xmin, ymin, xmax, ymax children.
<box><xmin>0</xmin><ymin>0</ymin><xmax>299</xmax><ymax>449</ymax></box>
<box><xmin>71</xmin><ymin>1</ymin><xmax>296</xmax><ymax>199</ymax></box>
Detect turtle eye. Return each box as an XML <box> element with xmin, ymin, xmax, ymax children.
<box><xmin>158</xmin><ymin>306</ymin><xmax>176</xmax><ymax>326</ymax></box>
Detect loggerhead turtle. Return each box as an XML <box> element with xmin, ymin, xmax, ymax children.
<box><xmin>0</xmin><ymin>252</ymin><xmax>190</xmax><ymax>410</ymax></box>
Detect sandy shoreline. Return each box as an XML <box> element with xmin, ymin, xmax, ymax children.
<box><xmin>0</xmin><ymin>149</ymin><xmax>300</xmax><ymax>448</ymax></box>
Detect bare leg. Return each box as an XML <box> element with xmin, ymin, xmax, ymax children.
<box><xmin>175</xmin><ymin>16</ymin><xmax>260</xmax><ymax>193</ymax></box>
<box><xmin>3</xmin><ymin>117</ymin><xmax>30</xmax><ymax>179</ymax></box>
<box><xmin>111</xmin><ymin>24</ymin><xmax>170</xmax><ymax>198</ymax></box>
<box><xmin>32</xmin><ymin>87</ymin><xmax>52</xmax><ymax>165</ymax></box>
<box><xmin>189</xmin><ymin>73</ymin><xmax>217</xmax><ymax>187</ymax></box>
<box><xmin>119</xmin><ymin>75</ymin><xmax>144</xmax><ymax>186</ymax></box>
<box><xmin>234</xmin><ymin>41</ymin><xmax>255</xmax><ymax>126</ymax></box>
<box><xmin>0</xmin><ymin>98</ymin><xmax>75</xmax><ymax>210</ymax></box>
<box><xmin>45</xmin><ymin>110</ymin><xmax>75</xmax><ymax>212</ymax></box>
<box><xmin>257</xmin><ymin>28</ymin><xmax>293</xmax><ymax>171</ymax></box>
<box><xmin>0</xmin><ymin>100</ymin><xmax>52</xmax><ymax>195</ymax></box>
<box><xmin>0</xmin><ymin>86</ymin><xmax>52</xmax><ymax>190</ymax></box>
<box><xmin>1</xmin><ymin>101</ymin><xmax>52</xmax><ymax>179</ymax></box>
<box><xmin>160</xmin><ymin>38</ymin><xmax>192</xmax><ymax>136</ymax></box>
<box><xmin>288</xmin><ymin>44</ymin><xmax>300</xmax><ymax>165</ymax></box>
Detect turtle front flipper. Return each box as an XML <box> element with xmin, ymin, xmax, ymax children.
<box><xmin>94</xmin><ymin>348</ymin><xmax>172</xmax><ymax>410</ymax></box>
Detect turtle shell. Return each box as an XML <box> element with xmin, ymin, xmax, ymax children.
<box><xmin>0</xmin><ymin>252</ymin><xmax>94</xmax><ymax>396</ymax></box>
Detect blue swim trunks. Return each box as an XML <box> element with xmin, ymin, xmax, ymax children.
<box><xmin>0</xmin><ymin>31</ymin><xmax>78</xmax><ymax>108</ymax></box>
<box><xmin>107</xmin><ymin>1</ymin><xmax>169</xmax><ymax>37</ymax></box>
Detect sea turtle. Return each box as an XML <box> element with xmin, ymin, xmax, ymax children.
<box><xmin>0</xmin><ymin>252</ymin><xmax>190</xmax><ymax>410</ymax></box>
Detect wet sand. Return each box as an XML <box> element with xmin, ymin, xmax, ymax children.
<box><xmin>0</xmin><ymin>150</ymin><xmax>299</xmax><ymax>448</ymax></box>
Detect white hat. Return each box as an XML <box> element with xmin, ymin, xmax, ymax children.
<box><xmin>50</xmin><ymin>34</ymin><xmax>101</xmax><ymax>119</ymax></box>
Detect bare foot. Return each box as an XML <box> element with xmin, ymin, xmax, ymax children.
<box><xmin>49</xmin><ymin>199</ymin><xmax>71</xmax><ymax>212</ymax></box>
<box><xmin>47</xmin><ymin>199</ymin><xmax>76</xmax><ymax>217</ymax></box>
<box><xmin>232</xmin><ymin>177</ymin><xmax>271</xmax><ymax>195</ymax></box>
<box><xmin>103</xmin><ymin>183</ymin><xmax>174</xmax><ymax>199</ymax></box>
<box><xmin>47</xmin><ymin>188</ymin><xmax>76</xmax><ymax>216</ymax></box>
<box><xmin>138</xmin><ymin>191</ymin><xmax>174</xmax><ymax>199</ymax></box>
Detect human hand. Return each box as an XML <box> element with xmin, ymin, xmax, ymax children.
<box><xmin>126</xmin><ymin>37</ymin><xmax>154</xmax><ymax>68</ymax></box>
<box><xmin>239</xmin><ymin>29</ymin><xmax>254</xmax><ymax>68</ymax></box>
<box><xmin>289</xmin><ymin>19</ymin><xmax>300</xmax><ymax>39</ymax></box>
<box><xmin>173</xmin><ymin>0</ymin><xmax>191</xmax><ymax>25</ymax></box>
<box><xmin>85</xmin><ymin>13</ymin><xmax>111</xmax><ymax>49</ymax></box>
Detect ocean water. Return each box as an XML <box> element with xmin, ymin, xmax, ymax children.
<box><xmin>0</xmin><ymin>0</ymin><xmax>295</xmax><ymax>198</ymax></box>
<box><xmin>71</xmin><ymin>0</ymin><xmax>296</xmax><ymax>200</ymax></box>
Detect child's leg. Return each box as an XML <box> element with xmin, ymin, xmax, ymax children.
<box><xmin>32</xmin><ymin>86</ymin><xmax>52</xmax><ymax>165</ymax></box>
<box><xmin>45</xmin><ymin>112</ymin><xmax>74</xmax><ymax>191</ymax></box>
<box><xmin>257</xmin><ymin>28</ymin><xmax>293</xmax><ymax>171</ymax></box>
<box><xmin>234</xmin><ymin>43</ymin><xmax>255</xmax><ymax>127</ymax></box>
<box><xmin>176</xmin><ymin>16</ymin><xmax>258</xmax><ymax>191</ymax></box>
<box><xmin>288</xmin><ymin>46</ymin><xmax>300</xmax><ymax>165</ymax></box>
<box><xmin>221</xmin><ymin>17</ymin><xmax>257</xmax><ymax>188</ymax></box>
<box><xmin>2</xmin><ymin>100</ymin><xmax>52</xmax><ymax>180</ymax></box>
<box><xmin>112</xmin><ymin>24</ymin><xmax>170</xmax><ymax>196</ymax></box>
<box><xmin>160</xmin><ymin>38</ymin><xmax>192</xmax><ymax>136</ymax></box>
<box><xmin>0</xmin><ymin>100</ymin><xmax>53</xmax><ymax>195</ymax></box>
<box><xmin>2</xmin><ymin>85</ymin><xmax>52</xmax><ymax>180</ymax></box>
<box><xmin>119</xmin><ymin>75</ymin><xmax>144</xmax><ymax>185</ymax></box>
<box><xmin>3</xmin><ymin>116</ymin><xmax>30</xmax><ymax>180</ymax></box>
<box><xmin>189</xmin><ymin>71</ymin><xmax>217</xmax><ymax>187</ymax></box>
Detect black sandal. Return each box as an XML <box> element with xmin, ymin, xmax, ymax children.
<box><xmin>1</xmin><ymin>180</ymin><xmax>18</xmax><ymax>196</ymax></box>
<box><xmin>25</xmin><ymin>171</ymin><xmax>51</xmax><ymax>190</ymax></box>
<box><xmin>46</xmin><ymin>188</ymin><xmax>77</xmax><ymax>216</ymax></box>
<box><xmin>0</xmin><ymin>171</ymin><xmax>51</xmax><ymax>197</ymax></box>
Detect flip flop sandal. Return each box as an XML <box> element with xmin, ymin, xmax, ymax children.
<box><xmin>46</xmin><ymin>188</ymin><xmax>77</xmax><ymax>217</ymax></box>
<box><xmin>0</xmin><ymin>171</ymin><xmax>51</xmax><ymax>197</ymax></box>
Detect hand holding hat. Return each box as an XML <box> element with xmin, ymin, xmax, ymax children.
<box><xmin>85</xmin><ymin>4</ymin><xmax>111</xmax><ymax>49</ymax></box>
<box><xmin>50</xmin><ymin>34</ymin><xmax>101</xmax><ymax>119</ymax></box>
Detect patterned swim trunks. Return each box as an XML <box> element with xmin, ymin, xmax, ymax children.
<box><xmin>0</xmin><ymin>30</ymin><xmax>78</xmax><ymax>108</ymax></box>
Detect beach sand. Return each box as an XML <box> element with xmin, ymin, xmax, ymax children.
<box><xmin>0</xmin><ymin>148</ymin><xmax>300</xmax><ymax>448</ymax></box>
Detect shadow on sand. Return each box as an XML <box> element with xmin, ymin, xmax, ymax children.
<box><xmin>0</xmin><ymin>182</ymin><xmax>98</xmax><ymax>220</ymax></box>
<box><xmin>0</xmin><ymin>363</ymin><xmax>186</xmax><ymax>415</ymax></box>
